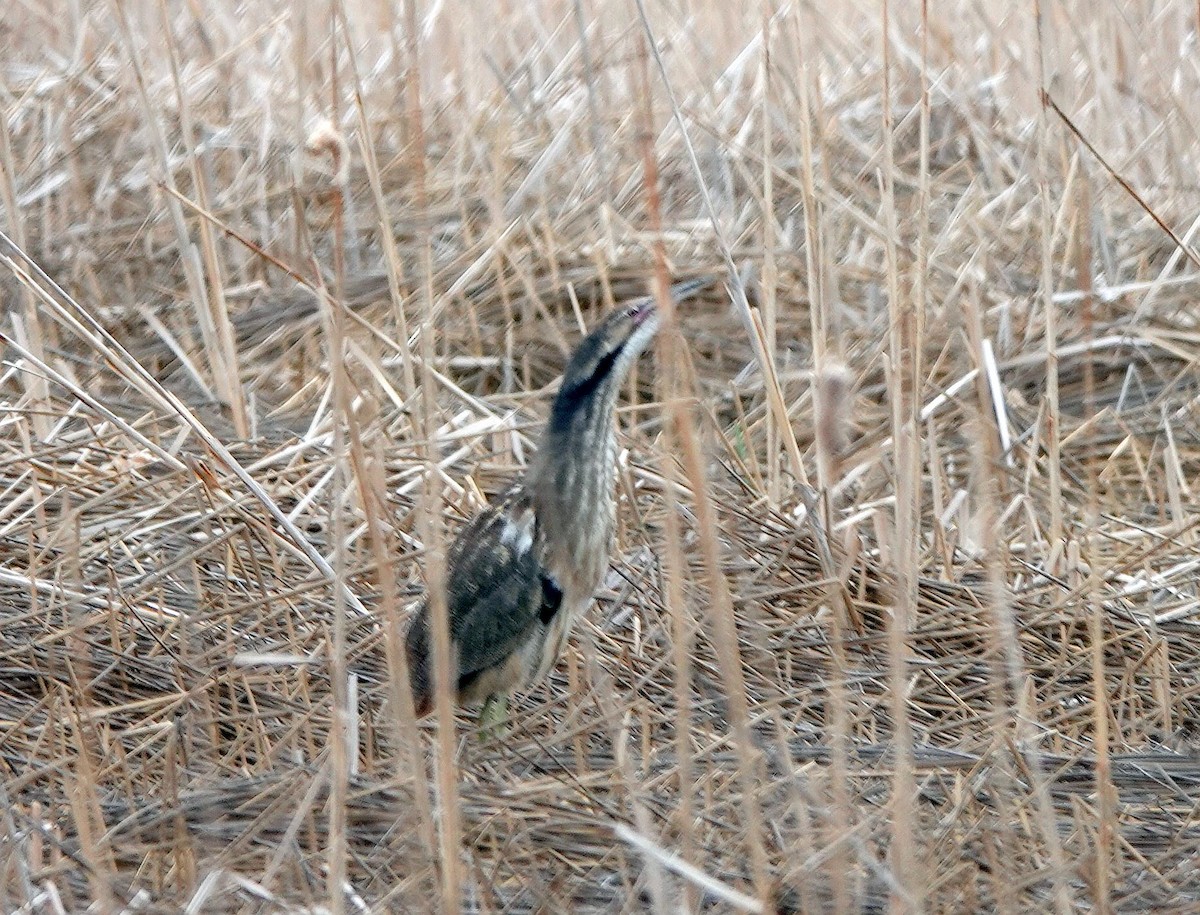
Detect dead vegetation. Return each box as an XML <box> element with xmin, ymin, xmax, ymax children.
<box><xmin>3</xmin><ymin>1</ymin><xmax>1200</xmax><ymax>912</ymax></box>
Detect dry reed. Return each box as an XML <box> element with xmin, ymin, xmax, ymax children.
<box><xmin>2</xmin><ymin>1</ymin><xmax>1200</xmax><ymax>912</ymax></box>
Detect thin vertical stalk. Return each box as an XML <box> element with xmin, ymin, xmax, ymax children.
<box><xmin>157</xmin><ymin>0</ymin><xmax>248</xmax><ymax>437</ymax></box>
<box><xmin>1073</xmin><ymin>129</ymin><xmax>1115</xmax><ymax>915</ymax></box>
<box><xmin>403</xmin><ymin>3</ymin><xmax>464</xmax><ymax>912</ymax></box>
<box><xmin>318</xmin><ymin>17</ymin><xmax>350</xmax><ymax>909</ymax></box>
<box><xmin>1034</xmin><ymin>6</ymin><xmax>1076</xmax><ymax>905</ymax></box>
<box><xmin>760</xmin><ymin>3</ymin><xmax>779</xmax><ymax>502</ymax></box>
<box><xmin>326</xmin><ymin>288</ymin><xmax>350</xmax><ymax>915</ymax></box>
<box><xmin>113</xmin><ymin>0</ymin><xmax>242</xmax><ymax>430</ymax></box>
<box><xmin>341</xmin><ymin>25</ymin><xmax>417</xmax><ymax>402</ymax></box>
<box><xmin>880</xmin><ymin>2</ymin><xmax>920</xmax><ymax>909</ymax></box>
<box><xmin>792</xmin><ymin>10</ymin><xmax>825</xmax><ymax>366</ymax></box>
<box><xmin>791</xmin><ymin>9</ymin><xmax>854</xmax><ymax>910</ymax></box>
<box><xmin>635</xmin><ymin>31</ymin><xmax>771</xmax><ymax>908</ymax></box>
<box><xmin>330</xmin><ymin>5</ymin><xmax>436</xmax><ymax>887</ymax></box>
<box><xmin>635</xmin><ymin>40</ymin><xmax>699</xmax><ymax>915</ymax></box>
<box><xmin>1035</xmin><ymin>1</ymin><xmax>1064</xmax><ymax>549</ymax></box>
<box><xmin>0</xmin><ymin>113</ymin><xmax>51</xmax><ymax>440</ymax></box>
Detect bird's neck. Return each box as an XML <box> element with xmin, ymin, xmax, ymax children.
<box><xmin>527</xmin><ymin>383</ymin><xmax>622</xmax><ymax>567</ymax></box>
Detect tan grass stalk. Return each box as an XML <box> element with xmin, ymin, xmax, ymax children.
<box><xmin>759</xmin><ymin>6</ymin><xmax>780</xmax><ymax>502</ymax></box>
<box><xmin>879</xmin><ymin>4</ymin><xmax>921</xmax><ymax>905</ymax></box>
<box><xmin>306</xmin><ymin>92</ymin><xmax>353</xmax><ymax>912</ymax></box>
<box><xmin>402</xmin><ymin>3</ymin><xmax>464</xmax><ymax>911</ymax></box>
<box><xmin>634</xmin><ymin>22</ymin><xmax>771</xmax><ymax>907</ymax></box>
<box><xmin>111</xmin><ymin>1</ymin><xmax>240</xmax><ymax>428</ymax></box>
<box><xmin>156</xmin><ymin>0</ymin><xmax>248</xmax><ymax>438</ymax></box>
<box><xmin>0</xmin><ymin>111</ymin><xmax>52</xmax><ymax>441</ymax></box>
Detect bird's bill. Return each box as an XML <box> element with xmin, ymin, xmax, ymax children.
<box><xmin>628</xmin><ymin>297</ymin><xmax>656</xmax><ymax>327</ymax></box>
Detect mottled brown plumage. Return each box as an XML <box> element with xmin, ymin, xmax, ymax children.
<box><xmin>404</xmin><ymin>280</ymin><xmax>705</xmax><ymax>724</ymax></box>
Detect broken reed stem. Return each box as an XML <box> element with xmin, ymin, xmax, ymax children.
<box><xmin>307</xmin><ymin>49</ymin><xmax>352</xmax><ymax>910</ymax></box>
<box><xmin>810</xmin><ymin>360</ymin><xmax>856</xmax><ymax>915</ymax></box>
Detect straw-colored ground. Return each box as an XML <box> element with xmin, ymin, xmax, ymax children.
<box><xmin>3</xmin><ymin>1</ymin><xmax>1200</xmax><ymax>912</ymax></box>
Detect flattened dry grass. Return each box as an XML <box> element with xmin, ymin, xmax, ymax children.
<box><xmin>3</xmin><ymin>1</ymin><xmax>1200</xmax><ymax>911</ymax></box>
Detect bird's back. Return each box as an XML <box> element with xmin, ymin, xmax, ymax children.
<box><xmin>405</xmin><ymin>485</ymin><xmax>556</xmax><ymax>714</ymax></box>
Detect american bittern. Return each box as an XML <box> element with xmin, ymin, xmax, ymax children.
<box><xmin>404</xmin><ymin>280</ymin><xmax>705</xmax><ymax>731</ymax></box>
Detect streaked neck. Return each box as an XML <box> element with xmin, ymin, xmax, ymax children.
<box><xmin>528</xmin><ymin>376</ymin><xmax>624</xmax><ymax>546</ymax></box>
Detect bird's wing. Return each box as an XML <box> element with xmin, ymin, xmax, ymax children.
<box><xmin>442</xmin><ymin>498</ymin><xmax>551</xmax><ymax>680</ymax></box>
<box><xmin>406</xmin><ymin>490</ymin><xmax>558</xmax><ymax>699</ymax></box>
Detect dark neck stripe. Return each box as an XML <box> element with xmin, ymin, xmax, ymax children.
<box><xmin>548</xmin><ymin>345</ymin><xmax>623</xmax><ymax>433</ymax></box>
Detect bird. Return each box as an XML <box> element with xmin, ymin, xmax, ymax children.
<box><xmin>404</xmin><ymin>279</ymin><xmax>706</xmax><ymax>732</ymax></box>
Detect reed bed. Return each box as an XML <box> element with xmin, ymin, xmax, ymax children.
<box><xmin>3</xmin><ymin>1</ymin><xmax>1200</xmax><ymax>911</ymax></box>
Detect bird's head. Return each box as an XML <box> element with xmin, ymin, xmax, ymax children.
<box><xmin>548</xmin><ymin>296</ymin><xmax>660</xmax><ymax>427</ymax></box>
<box><xmin>531</xmin><ymin>280</ymin><xmax>705</xmax><ymax>501</ymax></box>
<box><xmin>540</xmin><ymin>279</ymin><xmax>707</xmax><ymax>443</ymax></box>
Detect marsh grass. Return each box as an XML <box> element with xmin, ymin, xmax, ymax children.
<box><xmin>2</xmin><ymin>1</ymin><xmax>1200</xmax><ymax>911</ymax></box>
